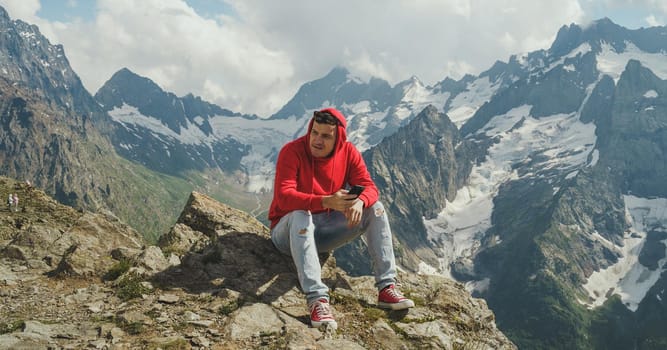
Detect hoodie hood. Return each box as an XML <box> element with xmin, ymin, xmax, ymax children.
<box><xmin>305</xmin><ymin>107</ymin><xmax>348</xmax><ymax>158</ymax></box>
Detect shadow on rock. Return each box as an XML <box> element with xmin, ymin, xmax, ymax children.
<box><xmin>152</xmin><ymin>231</ymin><xmax>300</xmax><ymax>304</ymax></box>
<box><xmin>152</xmin><ymin>192</ymin><xmax>350</xmax><ymax>306</ymax></box>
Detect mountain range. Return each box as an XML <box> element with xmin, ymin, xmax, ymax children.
<box><xmin>0</xmin><ymin>5</ymin><xmax>666</xmax><ymax>349</ymax></box>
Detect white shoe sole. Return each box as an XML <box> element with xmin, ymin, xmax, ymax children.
<box><xmin>378</xmin><ymin>299</ymin><xmax>415</xmax><ymax>310</ymax></box>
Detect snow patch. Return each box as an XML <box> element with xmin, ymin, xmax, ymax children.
<box><xmin>465</xmin><ymin>278</ymin><xmax>490</xmax><ymax>294</ymax></box>
<box><xmin>597</xmin><ymin>42</ymin><xmax>667</xmax><ymax>83</ymax></box>
<box><xmin>425</xmin><ymin>103</ymin><xmax>596</xmax><ymax>278</ymax></box>
<box><xmin>582</xmin><ymin>195</ymin><xmax>667</xmax><ymax>311</ymax></box>
<box><xmin>448</xmin><ymin>76</ymin><xmax>499</xmax><ymax>127</ymax></box>
<box><xmin>644</xmin><ymin>90</ymin><xmax>658</xmax><ymax>98</ymax></box>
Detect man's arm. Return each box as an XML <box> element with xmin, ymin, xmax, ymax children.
<box><xmin>345</xmin><ymin>145</ymin><xmax>379</xmax><ymax>207</ymax></box>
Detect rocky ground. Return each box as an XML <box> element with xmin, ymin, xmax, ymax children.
<box><xmin>0</xmin><ymin>177</ymin><xmax>515</xmax><ymax>349</ymax></box>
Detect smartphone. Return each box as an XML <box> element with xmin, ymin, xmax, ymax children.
<box><xmin>347</xmin><ymin>185</ymin><xmax>365</xmax><ymax>199</ymax></box>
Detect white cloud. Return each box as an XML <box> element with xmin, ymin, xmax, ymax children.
<box><xmin>220</xmin><ymin>0</ymin><xmax>587</xmax><ymax>110</ymax></box>
<box><xmin>0</xmin><ymin>0</ymin><xmax>665</xmax><ymax>117</ymax></box>
<box><xmin>58</xmin><ymin>0</ymin><xmax>295</xmax><ymax>116</ymax></box>
<box><xmin>645</xmin><ymin>14</ymin><xmax>665</xmax><ymax>26</ymax></box>
<box><xmin>0</xmin><ymin>0</ymin><xmax>40</xmax><ymax>21</ymax></box>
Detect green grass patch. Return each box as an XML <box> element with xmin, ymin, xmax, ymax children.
<box><xmin>121</xmin><ymin>321</ymin><xmax>144</xmax><ymax>335</ymax></box>
<box><xmin>0</xmin><ymin>320</ymin><xmax>25</xmax><ymax>334</ymax></box>
<box><xmin>329</xmin><ymin>290</ymin><xmax>359</xmax><ymax>307</ymax></box>
<box><xmin>115</xmin><ymin>272</ymin><xmax>151</xmax><ymax>301</ymax></box>
<box><xmin>402</xmin><ymin>289</ymin><xmax>425</xmax><ymax>307</ymax></box>
<box><xmin>144</xmin><ymin>309</ymin><xmax>161</xmax><ymax>319</ymax></box>
<box><xmin>172</xmin><ymin>321</ymin><xmax>190</xmax><ymax>333</ymax></box>
<box><xmin>362</xmin><ymin>307</ymin><xmax>385</xmax><ymax>322</ymax></box>
<box><xmin>103</xmin><ymin>258</ymin><xmax>133</xmax><ymax>281</ymax></box>
<box><xmin>219</xmin><ymin>298</ymin><xmax>243</xmax><ymax>316</ymax></box>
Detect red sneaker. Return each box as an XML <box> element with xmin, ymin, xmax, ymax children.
<box><xmin>309</xmin><ymin>298</ymin><xmax>337</xmax><ymax>329</ymax></box>
<box><xmin>378</xmin><ymin>284</ymin><xmax>415</xmax><ymax>310</ymax></box>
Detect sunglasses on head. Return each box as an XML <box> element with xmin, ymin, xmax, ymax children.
<box><xmin>313</xmin><ymin>110</ymin><xmax>339</xmax><ymax>126</ymax></box>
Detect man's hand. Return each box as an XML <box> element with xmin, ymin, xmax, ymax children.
<box><xmin>322</xmin><ymin>189</ymin><xmax>361</xmax><ymax>212</ymax></box>
<box><xmin>321</xmin><ymin>189</ymin><xmax>364</xmax><ymax>227</ymax></box>
<box><xmin>344</xmin><ymin>199</ymin><xmax>364</xmax><ymax>227</ymax></box>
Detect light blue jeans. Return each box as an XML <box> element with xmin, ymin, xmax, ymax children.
<box><xmin>271</xmin><ymin>201</ymin><xmax>397</xmax><ymax>304</ymax></box>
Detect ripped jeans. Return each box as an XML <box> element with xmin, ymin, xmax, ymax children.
<box><xmin>271</xmin><ymin>201</ymin><xmax>397</xmax><ymax>304</ymax></box>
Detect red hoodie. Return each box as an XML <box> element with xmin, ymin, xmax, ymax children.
<box><xmin>268</xmin><ymin>107</ymin><xmax>379</xmax><ymax>228</ymax></box>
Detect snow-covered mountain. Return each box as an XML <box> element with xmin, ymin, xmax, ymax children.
<box><xmin>94</xmin><ymin>68</ymin><xmax>253</xmax><ymax>176</ymax></box>
<box><xmin>93</xmin><ymin>64</ymin><xmax>493</xmax><ymax>192</ymax></box>
<box><xmin>430</xmin><ymin>19</ymin><xmax>667</xmax><ymax>349</ymax></box>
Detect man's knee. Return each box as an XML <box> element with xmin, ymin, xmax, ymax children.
<box><xmin>287</xmin><ymin>210</ymin><xmax>313</xmax><ymax>236</ymax></box>
<box><xmin>369</xmin><ymin>201</ymin><xmax>386</xmax><ymax>217</ymax></box>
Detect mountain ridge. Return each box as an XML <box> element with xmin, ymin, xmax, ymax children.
<box><xmin>94</xmin><ymin>67</ymin><xmax>252</xmax><ymax>176</ymax></box>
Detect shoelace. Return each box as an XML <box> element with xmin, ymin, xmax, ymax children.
<box><xmin>386</xmin><ymin>286</ymin><xmax>405</xmax><ymax>299</ymax></box>
<box><xmin>313</xmin><ymin>301</ymin><xmax>332</xmax><ymax>317</ymax></box>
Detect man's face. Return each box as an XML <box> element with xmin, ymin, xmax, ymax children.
<box><xmin>309</xmin><ymin>121</ymin><xmax>337</xmax><ymax>158</ymax></box>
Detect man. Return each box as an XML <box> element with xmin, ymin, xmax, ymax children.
<box><xmin>269</xmin><ymin>107</ymin><xmax>414</xmax><ymax>329</ymax></box>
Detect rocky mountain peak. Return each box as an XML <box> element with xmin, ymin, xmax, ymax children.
<box><xmin>94</xmin><ymin>67</ymin><xmax>251</xmax><ymax>176</ymax></box>
<box><xmin>345</xmin><ymin>106</ymin><xmax>481</xmax><ymax>273</ymax></box>
<box><xmin>324</xmin><ymin>65</ymin><xmax>351</xmax><ymax>82</ymax></box>
<box><xmin>549</xmin><ymin>17</ymin><xmax>627</xmax><ymax>56</ymax></box>
<box><xmin>0</xmin><ymin>5</ymin><xmax>8</xmax><ymax>20</ymax></box>
<box><xmin>0</xmin><ymin>8</ymin><xmax>95</xmax><ymax>116</ymax></box>
<box><xmin>0</xmin><ymin>178</ymin><xmax>515</xmax><ymax>349</ymax></box>
<box><xmin>97</xmin><ymin>67</ymin><xmax>249</xmax><ymax>132</ymax></box>
<box><xmin>95</xmin><ymin>67</ymin><xmax>188</xmax><ymax>133</ymax></box>
<box><xmin>104</xmin><ymin>68</ymin><xmax>161</xmax><ymax>99</ymax></box>
<box><xmin>549</xmin><ymin>17</ymin><xmax>667</xmax><ymax>61</ymax></box>
<box><xmin>548</xmin><ymin>21</ymin><xmax>585</xmax><ymax>57</ymax></box>
<box><xmin>269</xmin><ymin>66</ymin><xmax>395</xmax><ymax>120</ymax></box>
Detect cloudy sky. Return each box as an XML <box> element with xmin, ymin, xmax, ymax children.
<box><xmin>0</xmin><ymin>0</ymin><xmax>665</xmax><ymax>117</ymax></box>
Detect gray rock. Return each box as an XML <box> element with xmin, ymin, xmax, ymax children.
<box><xmin>226</xmin><ymin>303</ymin><xmax>291</xmax><ymax>340</ymax></box>
<box><xmin>136</xmin><ymin>245</ymin><xmax>169</xmax><ymax>274</ymax></box>
<box><xmin>86</xmin><ymin>301</ymin><xmax>105</xmax><ymax>313</ymax></box>
<box><xmin>22</xmin><ymin>320</ymin><xmax>52</xmax><ymax>340</ymax></box>
<box><xmin>158</xmin><ymin>293</ymin><xmax>180</xmax><ymax>304</ymax></box>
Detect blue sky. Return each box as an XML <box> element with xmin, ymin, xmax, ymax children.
<box><xmin>584</xmin><ymin>1</ymin><xmax>666</xmax><ymax>28</ymax></box>
<box><xmin>36</xmin><ymin>0</ymin><xmax>238</xmax><ymax>23</ymax></box>
<box><xmin>1</xmin><ymin>0</ymin><xmax>665</xmax><ymax>116</ymax></box>
<box><xmin>36</xmin><ymin>0</ymin><xmax>95</xmax><ymax>22</ymax></box>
